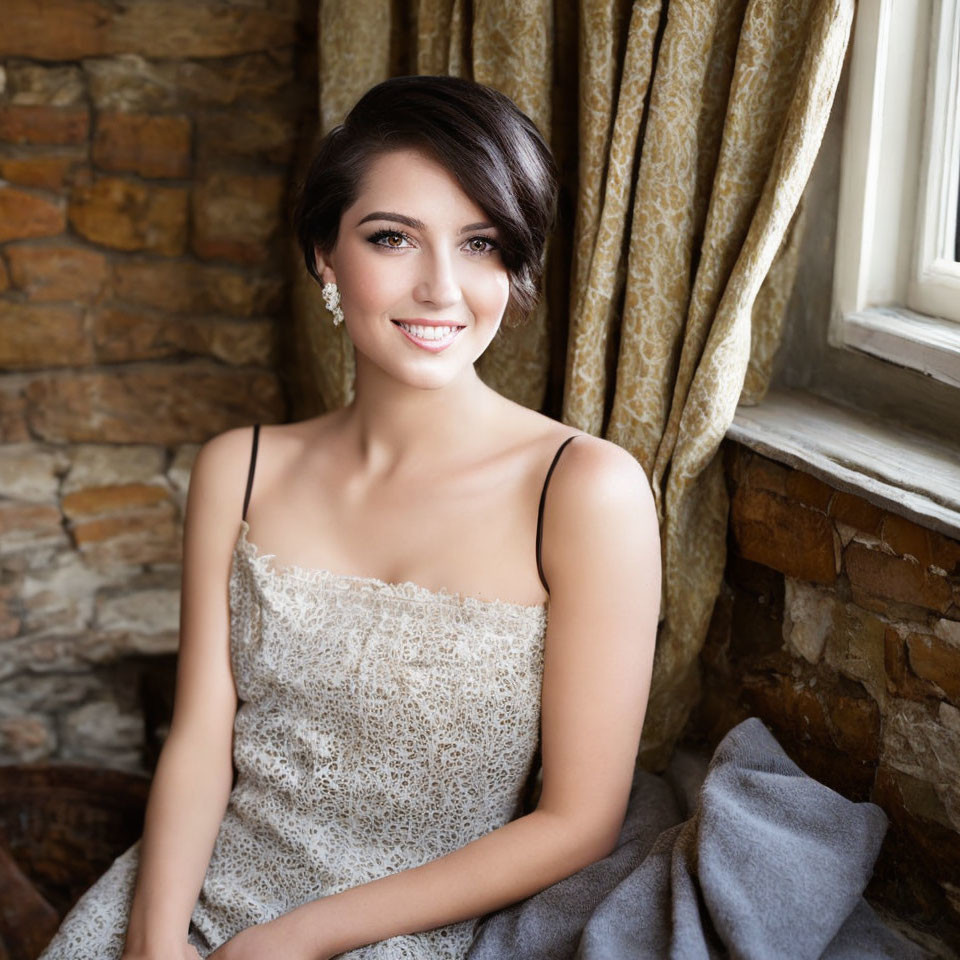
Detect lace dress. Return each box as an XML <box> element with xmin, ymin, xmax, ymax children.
<box><xmin>37</xmin><ymin>519</ymin><xmax>548</xmax><ymax>959</ymax></box>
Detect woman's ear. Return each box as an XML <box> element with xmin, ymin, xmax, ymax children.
<box><xmin>313</xmin><ymin>245</ymin><xmax>335</xmax><ymax>285</ymax></box>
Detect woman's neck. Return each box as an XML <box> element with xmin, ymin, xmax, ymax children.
<box><xmin>342</xmin><ymin>365</ymin><xmax>501</xmax><ymax>478</ymax></box>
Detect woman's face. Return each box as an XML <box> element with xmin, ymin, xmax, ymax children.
<box><xmin>315</xmin><ymin>147</ymin><xmax>512</xmax><ymax>389</ymax></box>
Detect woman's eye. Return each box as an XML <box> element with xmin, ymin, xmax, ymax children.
<box><xmin>465</xmin><ymin>236</ymin><xmax>499</xmax><ymax>255</ymax></box>
<box><xmin>368</xmin><ymin>229</ymin><xmax>412</xmax><ymax>249</ymax></box>
<box><xmin>366</xmin><ymin>229</ymin><xmax>499</xmax><ymax>256</ymax></box>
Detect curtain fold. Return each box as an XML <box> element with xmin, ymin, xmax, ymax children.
<box><xmin>296</xmin><ymin>0</ymin><xmax>854</xmax><ymax>770</ymax></box>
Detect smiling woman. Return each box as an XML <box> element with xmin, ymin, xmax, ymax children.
<box><xmin>293</xmin><ymin>74</ymin><xmax>558</xmax><ymax>329</ymax></box>
<box><xmin>35</xmin><ymin>74</ymin><xmax>661</xmax><ymax>960</ymax></box>
<box><xmin>305</xmin><ymin>145</ymin><xmax>517</xmax><ymax>378</ymax></box>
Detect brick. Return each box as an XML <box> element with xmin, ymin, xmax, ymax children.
<box><xmin>84</xmin><ymin>57</ymin><xmax>176</xmax><ymax>113</ymax></box>
<box><xmin>110</xmin><ymin>2</ymin><xmax>297</xmax><ymax>58</ymax></box>
<box><xmin>196</xmin><ymin>109</ymin><xmax>295</xmax><ymax>166</ymax></box>
<box><xmin>744</xmin><ymin>666</ymin><xmax>881</xmax><ymax>762</ymax></box>
<box><xmin>741</xmin><ymin>673</ymin><xmax>832</xmax><ymax>746</ymax></box>
<box><xmin>59</xmin><ymin>701</ymin><xmax>146</xmax><ymax>764</ymax></box>
<box><xmin>92</xmin><ymin>113</ymin><xmax>191</xmax><ymax>179</ymax></box>
<box><xmin>783</xmin><ymin>578</ymin><xmax>832</xmax><ymax>664</ymax></box>
<box><xmin>0</xmin><ymin>303</ymin><xmax>91</xmax><ymax>368</ymax></box>
<box><xmin>84</xmin><ymin>50</ymin><xmax>294</xmax><ymax>112</ymax></box>
<box><xmin>738</xmin><ymin>672</ymin><xmax>877</xmax><ymax>798</ymax></box>
<box><xmin>62</xmin><ymin>444</ymin><xmax>166</xmax><ymax>493</ymax></box>
<box><xmin>874</xmin><ymin>763</ymin><xmax>960</xmax><ymax>836</ymax></box>
<box><xmin>0</xmin><ymin>103</ymin><xmax>89</xmax><ymax>145</ymax></box>
<box><xmin>827</xmin><ymin>691</ymin><xmax>881</xmax><ymax>760</ymax></box>
<box><xmin>69</xmin><ymin>177</ymin><xmax>187</xmax><ymax>255</ymax></box>
<box><xmin>0</xmin><ymin>580</ymin><xmax>21</xmax><ymax>639</ymax></box>
<box><xmin>0</xmin><ymin>0</ymin><xmax>109</xmax><ymax>59</ymax></box>
<box><xmin>96</xmin><ymin>587</ymin><xmax>180</xmax><ymax>634</ymax></box>
<box><xmin>0</xmin><ymin>154</ymin><xmax>85</xmax><ymax>191</ymax></box>
<box><xmin>110</xmin><ymin>258</ymin><xmax>283</xmax><ymax>316</ymax></box>
<box><xmin>77</xmin><ymin>509</ymin><xmax>182</xmax><ymax>568</ymax></box>
<box><xmin>0</xmin><ymin>446</ymin><xmax>64</xmax><ymax>502</ymax></box>
<box><xmin>167</xmin><ymin>446</ymin><xmax>200</xmax><ymax>503</ymax></box>
<box><xmin>0</xmin><ymin>386</ymin><xmax>30</xmax><ymax>443</ymax></box>
<box><xmin>0</xmin><ymin>187</ymin><xmax>66</xmax><ymax>242</ymax></box>
<box><xmin>740</xmin><ymin>451</ymin><xmax>790</xmax><ymax>496</ymax></box>
<box><xmin>192</xmin><ymin>172</ymin><xmax>284</xmax><ymax>264</ymax></box>
<box><xmin>822</xmin><ymin>602</ymin><xmax>889</xmax><ymax>706</ymax></box>
<box><xmin>0</xmin><ymin>501</ymin><xmax>66</xmax><ymax>554</ymax></box>
<box><xmin>192</xmin><ymin>317</ymin><xmax>276</xmax><ymax>367</ymax></box>
<box><xmin>0</xmin><ymin>633</ymin><xmax>79</xmax><ymax>677</ymax></box>
<box><xmin>906</xmin><ymin>632</ymin><xmax>960</xmax><ymax>705</ymax></box>
<box><xmin>91</xmin><ymin>306</ymin><xmax>276</xmax><ymax>366</ymax></box>
<box><xmin>0</xmin><ymin>715</ymin><xmax>56</xmax><ymax>760</ymax></box>
<box><xmin>0</xmin><ymin>0</ymin><xmax>296</xmax><ymax>59</ymax></box>
<box><xmin>881</xmin><ymin>514</ymin><xmax>960</xmax><ymax>576</ymax></box>
<box><xmin>881</xmin><ymin>698</ymin><xmax>960</xmax><ymax>835</ymax></box>
<box><xmin>5</xmin><ymin>61</ymin><xmax>85</xmax><ymax>106</ymax></box>
<box><xmin>730</xmin><ymin>486</ymin><xmax>837</xmax><ymax>584</ymax></box>
<box><xmin>885</xmin><ymin>626</ymin><xmax>941</xmax><ymax>703</ymax></box>
<box><xmin>784</xmin><ymin>470</ymin><xmax>834</xmax><ymax>512</ymax></box>
<box><xmin>90</xmin><ymin>306</ymin><xmax>187</xmax><ymax>364</ymax></box>
<box><xmin>872</xmin><ymin>770</ymin><xmax>944</xmax><ymax>915</ymax></box>
<box><xmin>5</xmin><ymin>243</ymin><xmax>108</xmax><ymax>301</ymax></box>
<box><xmin>16</xmin><ymin>559</ymin><xmax>104</xmax><ymax>636</ymax></box>
<box><xmin>23</xmin><ymin>367</ymin><xmax>286</xmax><ymax>444</ymax></box>
<box><xmin>73</xmin><ymin>500</ymin><xmax>177</xmax><ymax>544</ymax></box>
<box><xmin>845</xmin><ymin>541</ymin><xmax>953</xmax><ymax>616</ymax></box>
<box><xmin>828</xmin><ymin>491</ymin><xmax>885</xmax><ymax>536</ymax></box>
<box><xmin>62</xmin><ymin>483</ymin><xmax>170</xmax><ymax>519</ymax></box>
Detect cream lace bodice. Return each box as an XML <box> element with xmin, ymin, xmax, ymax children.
<box><xmin>38</xmin><ymin>519</ymin><xmax>548</xmax><ymax>959</ymax></box>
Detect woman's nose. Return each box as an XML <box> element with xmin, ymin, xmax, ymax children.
<box><xmin>414</xmin><ymin>249</ymin><xmax>462</xmax><ymax>308</ymax></box>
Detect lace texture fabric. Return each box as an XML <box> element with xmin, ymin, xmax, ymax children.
<box><xmin>38</xmin><ymin>521</ymin><xmax>548</xmax><ymax>960</ymax></box>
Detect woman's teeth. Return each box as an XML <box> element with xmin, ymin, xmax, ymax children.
<box><xmin>397</xmin><ymin>322</ymin><xmax>460</xmax><ymax>340</ymax></box>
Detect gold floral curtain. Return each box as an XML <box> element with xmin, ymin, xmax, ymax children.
<box><xmin>291</xmin><ymin>0</ymin><xmax>854</xmax><ymax>770</ymax></box>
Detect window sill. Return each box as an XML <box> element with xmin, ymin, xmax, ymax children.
<box><xmin>835</xmin><ymin>306</ymin><xmax>960</xmax><ymax>389</ymax></box>
<box><xmin>726</xmin><ymin>386</ymin><xmax>960</xmax><ymax>540</ymax></box>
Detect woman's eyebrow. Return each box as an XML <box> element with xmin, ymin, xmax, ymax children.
<box><xmin>356</xmin><ymin>211</ymin><xmax>494</xmax><ymax>234</ymax></box>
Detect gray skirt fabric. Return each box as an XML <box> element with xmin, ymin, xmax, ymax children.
<box><xmin>466</xmin><ymin>716</ymin><xmax>938</xmax><ymax>960</ymax></box>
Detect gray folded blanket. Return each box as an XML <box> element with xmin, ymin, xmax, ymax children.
<box><xmin>466</xmin><ymin>716</ymin><xmax>935</xmax><ymax>959</ymax></box>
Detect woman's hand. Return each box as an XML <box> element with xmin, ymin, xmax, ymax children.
<box><xmin>206</xmin><ymin>913</ymin><xmax>332</xmax><ymax>960</ymax></box>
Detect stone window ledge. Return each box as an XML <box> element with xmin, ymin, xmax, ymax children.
<box><xmin>726</xmin><ymin>387</ymin><xmax>960</xmax><ymax>541</ymax></box>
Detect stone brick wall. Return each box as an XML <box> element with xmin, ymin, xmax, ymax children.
<box><xmin>0</xmin><ymin>1</ymin><xmax>316</xmax><ymax>772</ymax></box>
<box><xmin>685</xmin><ymin>440</ymin><xmax>960</xmax><ymax>951</ymax></box>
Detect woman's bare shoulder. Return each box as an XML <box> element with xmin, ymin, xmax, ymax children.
<box><xmin>190</xmin><ymin>417</ymin><xmax>336</xmax><ymax>511</ymax></box>
<box><xmin>258</xmin><ymin>411</ymin><xmax>342</xmax><ymax>445</ymax></box>
<box><xmin>509</xmin><ymin>405</ymin><xmax>607</xmax><ymax>461</ymax></box>
<box><xmin>214</xmin><ymin>412</ymin><xmax>343</xmax><ymax>466</ymax></box>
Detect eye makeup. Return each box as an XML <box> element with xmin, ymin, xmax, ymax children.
<box><xmin>365</xmin><ymin>228</ymin><xmax>501</xmax><ymax>256</ymax></box>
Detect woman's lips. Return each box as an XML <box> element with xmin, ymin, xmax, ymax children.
<box><xmin>392</xmin><ymin>320</ymin><xmax>464</xmax><ymax>353</ymax></box>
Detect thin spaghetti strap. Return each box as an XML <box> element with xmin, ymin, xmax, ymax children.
<box><xmin>536</xmin><ymin>434</ymin><xmax>579</xmax><ymax>594</ymax></box>
<box><xmin>242</xmin><ymin>423</ymin><xmax>260</xmax><ymax>522</ymax></box>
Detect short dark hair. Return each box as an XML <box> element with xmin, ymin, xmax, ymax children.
<box><xmin>291</xmin><ymin>74</ymin><xmax>559</xmax><ymax>327</ymax></box>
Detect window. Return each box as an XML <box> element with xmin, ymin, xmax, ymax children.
<box><xmin>832</xmin><ymin>0</ymin><xmax>960</xmax><ymax>389</ymax></box>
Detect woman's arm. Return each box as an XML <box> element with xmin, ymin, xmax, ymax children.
<box><xmin>122</xmin><ymin>430</ymin><xmax>247</xmax><ymax>955</ymax></box>
<box><xmin>280</xmin><ymin>807</ymin><xmax>621</xmax><ymax>959</ymax></box>
<box><xmin>281</xmin><ymin>436</ymin><xmax>662</xmax><ymax>960</ymax></box>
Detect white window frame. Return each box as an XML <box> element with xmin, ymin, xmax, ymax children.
<box><xmin>831</xmin><ymin>0</ymin><xmax>960</xmax><ymax>389</ymax></box>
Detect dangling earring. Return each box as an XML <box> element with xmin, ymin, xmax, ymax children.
<box><xmin>321</xmin><ymin>281</ymin><xmax>344</xmax><ymax>327</ymax></box>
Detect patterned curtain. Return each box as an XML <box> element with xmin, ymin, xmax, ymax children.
<box><xmin>291</xmin><ymin>0</ymin><xmax>854</xmax><ymax>770</ymax></box>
